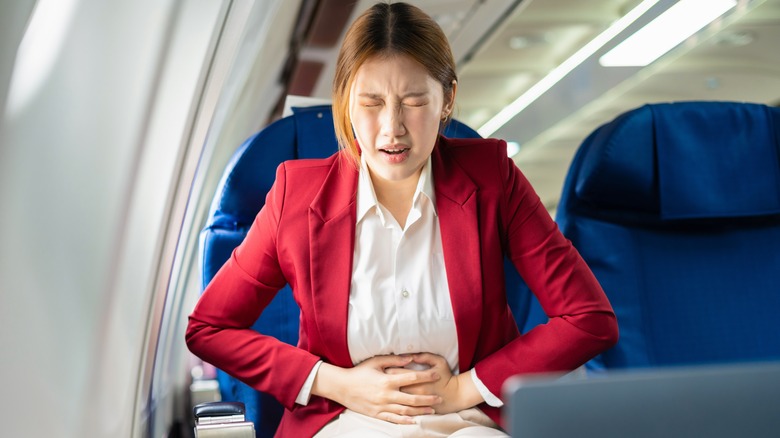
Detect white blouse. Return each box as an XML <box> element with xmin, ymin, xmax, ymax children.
<box><xmin>347</xmin><ymin>156</ymin><xmax>459</xmax><ymax>370</ymax></box>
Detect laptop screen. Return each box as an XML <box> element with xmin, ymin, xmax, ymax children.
<box><xmin>503</xmin><ymin>362</ymin><xmax>780</xmax><ymax>438</ymax></box>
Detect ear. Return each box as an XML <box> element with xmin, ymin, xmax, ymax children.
<box><xmin>443</xmin><ymin>80</ymin><xmax>457</xmax><ymax>117</ymax></box>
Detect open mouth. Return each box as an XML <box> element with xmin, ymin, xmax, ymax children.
<box><xmin>380</xmin><ymin>148</ymin><xmax>410</xmax><ymax>155</ymax></box>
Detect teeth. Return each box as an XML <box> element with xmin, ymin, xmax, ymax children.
<box><xmin>381</xmin><ymin>149</ymin><xmax>407</xmax><ymax>154</ymax></box>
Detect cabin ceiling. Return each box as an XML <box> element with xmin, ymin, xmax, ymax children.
<box><xmin>277</xmin><ymin>0</ymin><xmax>780</xmax><ymax>211</ymax></box>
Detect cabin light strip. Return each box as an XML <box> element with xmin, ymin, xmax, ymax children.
<box><xmin>600</xmin><ymin>0</ymin><xmax>737</xmax><ymax>67</ymax></box>
<box><xmin>478</xmin><ymin>0</ymin><xmax>660</xmax><ymax>138</ymax></box>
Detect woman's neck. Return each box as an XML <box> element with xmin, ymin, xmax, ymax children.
<box><xmin>370</xmin><ymin>170</ymin><xmax>421</xmax><ymax>229</ymax></box>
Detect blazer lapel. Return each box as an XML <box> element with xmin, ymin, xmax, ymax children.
<box><xmin>308</xmin><ymin>155</ymin><xmax>358</xmax><ymax>368</ymax></box>
<box><xmin>432</xmin><ymin>141</ymin><xmax>483</xmax><ymax>370</ymax></box>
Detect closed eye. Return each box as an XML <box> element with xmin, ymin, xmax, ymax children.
<box><xmin>359</xmin><ymin>100</ymin><xmax>382</xmax><ymax>108</ymax></box>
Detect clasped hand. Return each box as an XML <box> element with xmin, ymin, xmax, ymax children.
<box><xmin>329</xmin><ymin>354</ymin><xmax>442</xmax><ymax>424</ymax></box>
<box><xmin>317</xmin><ymin>352</ymin><xmax>469</xmax><ymax>425</ymax></box>
<box><xmin>385</xmin><ymin>352</ymin><xmax>465</xmax><ymax>416</ymax></box>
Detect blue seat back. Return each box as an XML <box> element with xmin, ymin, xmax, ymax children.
<box><xmin>200</xmin><ymin>105</ymin><xmax>533</xmax><ymax>435</ymax></box>
<box><xmin>199</xmin><ymin>105</ymin><xmax>336</xmax><ymax>436</ymax></box>
<box><xmin>555</xmin><ymin>101</ymin><xmax>780</xmax><ymax>370</ymax></box>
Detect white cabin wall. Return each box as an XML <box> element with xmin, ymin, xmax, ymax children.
<box><xmin>0</xmin><ymin>0</ymin><xmax>247</xmax><ymax>436</ymax></box>
<box><xmin>144</xmin><ymin>0</ymin><xmax>303</xmax><ymax>436</ymax></box>
<box><xmin>0</xmin><ymin>0</ymin><xmax>37</xmax><ymax>116</ymax></box>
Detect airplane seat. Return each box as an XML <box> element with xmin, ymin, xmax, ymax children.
<box><xmin>198</xmin><ymin>105</ymin><xmax>335</xmax><ymax>437</ymax></box>
<box><xmin>197</xmin><ymin>104</ymin><xmax>535</xmax><ymax>436</ymax></box>
<box><xmin>554</xmin><ymin>101</ymin><xmax>780</xmax><ymax>372</ymax></box>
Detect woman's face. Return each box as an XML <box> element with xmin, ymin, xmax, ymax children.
<box><xmin>349</xmin><ymin>54</ymin><xmax>453</xmax><ymax>186</ymax></box>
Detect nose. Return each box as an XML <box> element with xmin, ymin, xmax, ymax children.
<box><xmin>380</xmin><ymin>103</ymin><xmax>406</xmax><ymax>138</ymax></box>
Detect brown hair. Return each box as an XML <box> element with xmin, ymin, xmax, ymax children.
<box><xmin>332</xmin><ymin>1</ymin><xmax>457</xmax><ymax>166</ymax></box>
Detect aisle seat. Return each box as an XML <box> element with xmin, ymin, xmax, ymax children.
<box><xmin>553</xmin><ymin>101</ymin><xmax>780</xmax><ymax>371</ymax></box>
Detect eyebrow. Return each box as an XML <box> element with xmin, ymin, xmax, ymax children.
<box><xmin>357</xmin><ymin>91</ymin><xmax>429</xmax><ymax>99</ymax></box>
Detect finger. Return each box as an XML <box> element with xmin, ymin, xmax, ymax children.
<box><xmin>367</xmin><ymin>354</ymin><xmax>413</xmax><ymax>369</ymax></box>
<box><xmin>390</xmin><ymin>369</ymin><xmax>440</xmax><ymax>387</ymax></box>
<box><xmin>384</xmin><ymin>403</ymin><xmax>436</xmax><ymax>418</ymax></box>
<box><xmin>395</xmin><ymin>391</ymin><xmax>442</xmax><ymax>407</ymax></box>
<box><xmin>378</xmin><ymin>411</ymin><xmax>417</xmax><ymax>425</ymax></box>
<box><xmin>385</xmin><ymin>367</ymin><xmax>414</xmax><ymax>375</ymax></box>
<box><xmin>398</xmin><ymin>383</ymin><xmax>429</xmax><ymax>396</ymax></box>
<box><xmin>411</xmin><ymin>352</ymin><xmax>447</xmax><ymax>366</ymax></box>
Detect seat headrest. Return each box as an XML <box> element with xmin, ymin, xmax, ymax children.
<box><xmin>209</xmin><ymin>105</ymin><xmax>338</xmax><ymax>228</ymax></box>
<box><xmin>575</xmin><ymin>101</ymin><xmax>780</xmax><ymax>220</ymax></box>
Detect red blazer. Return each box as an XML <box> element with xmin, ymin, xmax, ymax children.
<box><xmin>186</xmin><ymin>137</ymin><xmax>618</xmax><ymax>437</ymax></box>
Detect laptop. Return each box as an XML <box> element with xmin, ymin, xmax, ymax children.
<box><xmin>503</xmin><ymin>361</ymin><xmax>780</xmax><ymax>438</ymax></box>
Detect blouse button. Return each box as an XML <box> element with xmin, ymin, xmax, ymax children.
<box><xmin>401</xmin><ymin>289</ymin><xmax>410</xmax><ymax>298</ymax></box>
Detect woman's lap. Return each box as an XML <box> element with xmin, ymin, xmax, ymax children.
<box><xmin>314</xmin><ymin>407</ymin><xmax>509</xmax><ymax>438</ymax></box>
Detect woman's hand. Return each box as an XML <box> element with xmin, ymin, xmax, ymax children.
<box><xmin>386</xmin><ymin>353</ymin><xmax>484</xmax><ymax>415</ymax></box>
<box><xmin>311</xmin><ymin>355</ymin><xmax>443</xmax><ymax>424</ymax></box>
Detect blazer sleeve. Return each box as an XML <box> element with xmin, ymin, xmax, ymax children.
<box><xmin>473</xmin><ymin>147</ymin><xmax>618</xmax><ymax>396</ymax></box>
<box><xmin>185</xmin><ymin>163</ymin><xmax>321</xmax><ymax>410</ymax></box>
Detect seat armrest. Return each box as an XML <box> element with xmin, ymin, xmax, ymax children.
<box><xmin>194</xmin><ymin>401</ymin><xmax>245</xmax><ymax>419</ymax></box>
<box><xmin>193</xmin><ymin>402</ymin><xmax>255</xmax><ymax>438</ymax></box>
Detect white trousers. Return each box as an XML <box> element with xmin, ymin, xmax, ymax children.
<box><xmin>314</xmin><ymin>408</ymin><xmax>509</xmax><ymax>438</ymax></box>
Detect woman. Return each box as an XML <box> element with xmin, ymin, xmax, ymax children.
<box><xmin>186</xmin><ymin>2</ymin><xmax>618</xmax><ymax>437</ymax></box>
